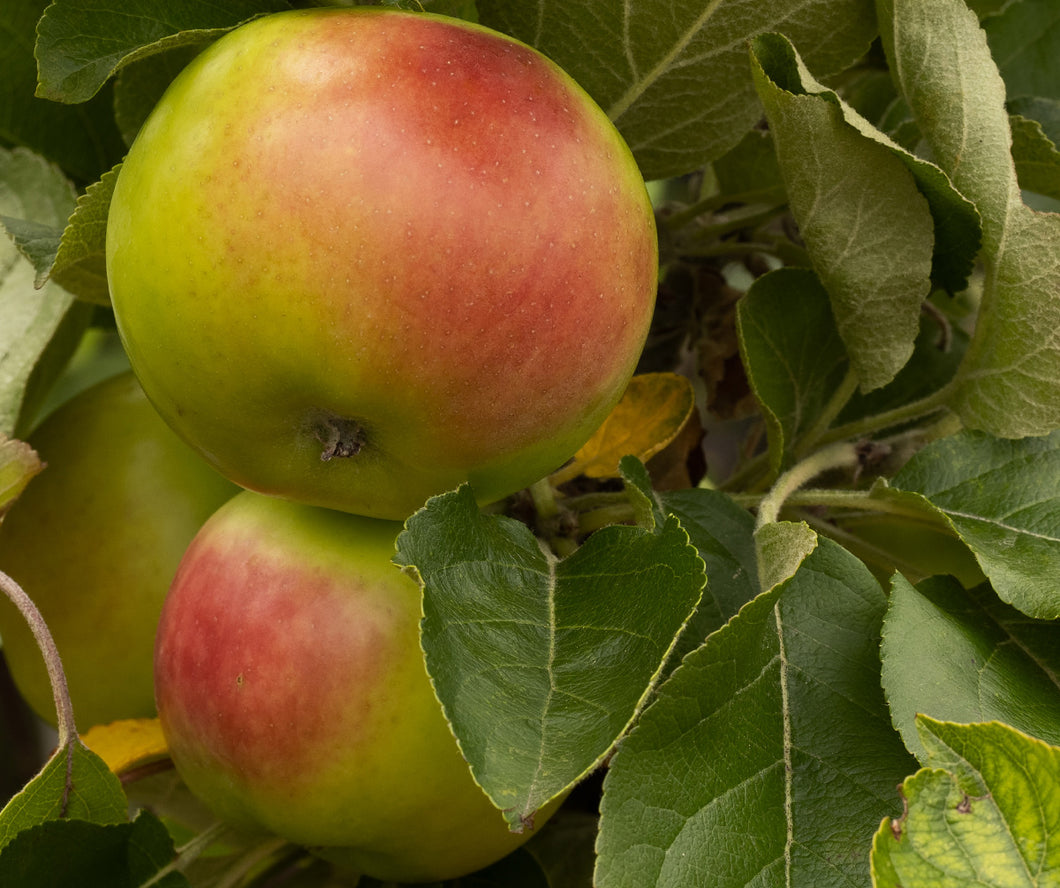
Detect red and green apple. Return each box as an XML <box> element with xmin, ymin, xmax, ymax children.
<box><xmin>106</xmin><ymin>7</ymin><xmax>658</xmax><ymax>519</ymax></box>
<box><xmin>154</xmin><ymin>490</ymin><xmax>559</xmax><ymax>882</ymax></box>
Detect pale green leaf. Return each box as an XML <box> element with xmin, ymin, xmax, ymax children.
<box><xmin>750</xmin><ymin>33</ymin><xmax>933</xmax><ymax>391</ymax></box>
<box><xmin>0</xmin><ymin>147</ymin><xmax>91</xmax><ymax>436</ymax></box>
<box><xmin>872</xmin><ymin>719</ymin><xmax>1060</xmax><ymax>888</ymax></box>
<box><xmin>596</xmin><ymin>537</ymin><xmax>916</xmax><ymax>888</ymax></box>
<box><xmin>394</xmin><ymin>484</ymin><xmax>705</xmax><ymax>829</ymax></box>
<box><xmin>881</xmin><ymin>0</ymin><xmax>1060</xmax><ymax>436</ymax></box>
<box><xmin>737</xmin><ymin>267</ymin><xmax>848</xmax><ymax>474</ymax></box>
<box><xmin>477</xmin><ymin>0</ymin><xmax>878</xmax><ymax>180</ymax></box>
<box><xmin>35</xmin><ymin>0</ymin><xmax>291</xmax><ymax>104</ymax></box>
<box><xmin>884</xmin><ymin>429</ymin><xmax>1060</xmax><ymax>619</ymax></box>
<box><xmin>755</xmin><ymin>520</ymin><xmax>819</xmax><ymax>592</ymax></box>
<box><xmin>882</xmin><ymin>575</ymin><xmax>1060</xmax><ymax>761</ymax></box>
<box><xmin>1011</xmin><ymin>113</ymin><xmax>1060</xmax><ymax>200</ymax></box>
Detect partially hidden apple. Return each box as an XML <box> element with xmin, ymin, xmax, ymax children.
<box><xmin>106</xmin><ymin>7</ymin><xmax>658</xmax><ymax>520</ymax></box>
<box><xmin>154</xmin><ymin>490</ymin><xmax>559</xmax><ymax>882</ymax></box>
<box><xmin>0</xmin><ymin>371</ymin><xmax>238</xmax><ymax>728</ymax></box>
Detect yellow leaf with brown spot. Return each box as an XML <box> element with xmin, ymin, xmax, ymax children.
<box><xmin>81</xmin><ymin>718</ymin><xmax>169</xmax><ymax>776</ymax></box>
<box><xmin>552</xmin><ymin>373</ymin><xmax>697</xmax><ymax>484</ymax></box>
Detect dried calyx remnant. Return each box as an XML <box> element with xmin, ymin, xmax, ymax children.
<box><xmin>312</xmin><ymin>414</ymin><xmax>368</xmax><ymax>461</ymax></box>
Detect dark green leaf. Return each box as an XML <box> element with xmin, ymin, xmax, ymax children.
<box><xmin>0</xmin><ymin>0</ymin><xmax>125</xmax><ymax>182</ymax></box>
<box><xmin>985</xmin><ymin>0</ymin><xmax>1060</xmax><ymax>101</ymax></box>
<box><xmin>1010</xmin><ymin>95</ymin><xmax>1060</xmax><ymax>145</ymax></box>
<box><xmin>596</xmin><ymin>537</ymin><xmax>917</xmax><ymax>888</ymax></box>
<box><xmin>0</xmin><ymin>741</ymin><xmax>127</xmax><ymax>852</ymax></box>
<box><xmin>872</xmin><ymin>719</ymin><xmax>1060</xmax><ymax>887</ymax></box>
<box><xmin>478</xmin><ymin>0</ymin><xmax>878</xmax><ymax>180</ymax></box>
<box><xmin>395</xmin><ymin>484</ymin><xmax>705</xmax><ymax>830</ymax></box>
<box><xmin>656</xmin><ymin>486</ymin><xmax>760</xmax><ymax>662</ymax></box>
<box><xmin>885</xmin><ymin>429</ymin><xmax>1060</xmax><ymax>619</ymax></box>
<box><xmin>736</xmin><ymin>267</ymin><xmax>848</xmax><ymax>474</ymax></box>
<box><xmin>35</xmin><ymin>0</ymin><xmax>291</xmax><ymax>104</ymax></box>
<box><xmin>882</xmin><ymin>575</ymin><xmax>1060</xmax><ymax>761</ymax></box>
<box><xmin>49</xmin><ymin>166</ymin><xmax>119</xmax><ymax>306</ymax></box>
<box><xmin>0</xmin><ymin>809</ymin><xmax>185</xmax><ymax>887</ymax></box>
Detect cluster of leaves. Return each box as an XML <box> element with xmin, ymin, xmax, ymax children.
<box><xmin>1</xmin><ymin>0</ymin><xmax>1059</xmax><ymax>885</ymax></box>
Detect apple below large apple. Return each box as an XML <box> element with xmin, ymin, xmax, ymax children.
<box><xmin>154</xmin><ymin>490</ymin><xmax>559</xmax><ymax>882</ymax></box>
<box><xmin>0</xmin><ymin>371</ymin><xmax>237</xmax><ymax>728</ymax></box>
<box><xmin>106</xmin><ymin>7</ymin><xmax>658</xmax><ymax>519</ymax></box>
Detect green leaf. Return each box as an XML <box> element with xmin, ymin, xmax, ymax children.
<box><xmin>883</xmin><ymin>428</ymin><xmax>1060</xmax><ymax>619</ymax></box>
<box><xmin>1011</xmin><ymin>112</ymin><xmax>1060</xmax><ymax>200</ymax></box>
<box><xmin>524</xmin><ymin>810</ymin><xmax>597</xmax><ymax>888</ymax></box>
<box><xmin>755</xmin><ymin>520</ymin><xmax>819</xmax><ymax>592</ymax></box>
<box><xmin>655</xmin><ymin>486</ymin><xmax>760</xmax><ymax>663</ymax></box>
<box><xmin>0</xmin><ymin>810</ymin><xmax>186</xmax><ymax>888</ymax></box>
<box><xmin>985</xmin><ymin>0</ymin><xmax>1060</xmax><ymax>101</ymax></box>
<box><xmin>48</xmin><ymin>166</ymin><xmax>119</xmax><ymax>306</ymax></box>
<box><xmin>477</xmin><ymin>0</ymin><xmax>878</xmax><ymax>180</ymax></box>
<box><xmin>751</xmin><ymin>32</ymin><xmax>958</xmax><ymax>392</ymax></box>
<box><xmin>736</xmin><ymin>267</ymin><xmax>848</xmax><ymax>474</ymax></box>
<box><xmin>0</xmin><ymin>741</ymin><xmax>127</xmax><ymax>853</ymax></box>
<box><xmin>882</xmin><ymin>575</ymin><xmax>1060</xmax><ymax>762</ymax></box>
<box><xmin>880</xmin><ymin>0</ymin><xmax>1060</xmax><ymax>436</ymax></box>
<box><xmin>0</xmin><ymin>0</ymin><xmax>125</xmax><ymax>182</ymax></box>
<box><xmin>1010</xmin><ymin>95</ymin><xmax>1060</xmax><ymax>145</ymax></box>
<box><xmin>395</xmin><ymin>484</ymin><xmax>706</xmax><ymax>830</ymax></box>
<box><xmin>596</xmin><ymin>537</ymin><xmax>917</xmax><ymax>888</ymax></box>
<box><xmin>872</xmin><ymin>719</ymin><xmax>1060</xmax><ymax>888</ymax></box>
<box><xmin>0</xmin><ymin>147</ymin><xmax>92</xmax><ymax>436</ymax></box>
<box><xmin>35</xmin><ymin>0</ymin><xmax>291</xmax><ymax>104</ymax></box>
<box><xmin>837</xmin><ymin>309</ymin><xmax>969</xmax><ymax>426</ymax></box>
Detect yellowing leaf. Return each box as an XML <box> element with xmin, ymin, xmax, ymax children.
<box><xmin>0</xmin><ymin>436</ymin><xmax>43</xmax><ymax>518</ymax></box>
<box><xmin>552</xmin><ymin>373</ymin><xmax>696</xmax><ymax>485</ymax></box>
<box><xmin>80</xmin><ymin>718</ymin><xmax>168</xmax><ymax>777</ymax></box>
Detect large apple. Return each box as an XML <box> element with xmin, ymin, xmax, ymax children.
<box><xmin>106</xmin><ymin>8</ymin><xmax>657</xmax><ymax>520</ymax></box>
<box><xmin>0</xmin><ymin>371</ymin><xmax>237</xmax><ymax>728</ymax></box>
<box><xmin>154</xmin><ymin>490</ymin><xmax>558</xmax><ymax>882</ymax></box>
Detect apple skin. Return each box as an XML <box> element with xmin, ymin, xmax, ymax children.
<box><xmin>0</xmin><ymin>371</ymin><xmax>238</xmax><ymax>728</ymax></box>
<box><xmin>154</xmin><ymin>490</ymin><xmax>559</xmax><ymax>882</ymax></box>
<box><xmin>106</xmin><ymin>8</ymin><xmax>658</xmax><ymax>520</ymax></box>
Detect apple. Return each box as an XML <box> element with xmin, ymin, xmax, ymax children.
<box><xmin>0</xmin><ymin>371</ymin><xmax>238</xmax><ymax>728</ymax></box>
<box><xmin>154</xmin><ymin>490</ymin><xmax>558</xmax><ymax>882</ymax></box>
<box><xmin>106</xmin><ymin>7</ymin><xmax>658</xmax><ymax>520</ymax></box>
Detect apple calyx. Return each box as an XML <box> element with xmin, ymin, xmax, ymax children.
<box><xmin>312</xmin><ymin>414</ymin><xmax>367</xmax><ymax>461</ymax></box>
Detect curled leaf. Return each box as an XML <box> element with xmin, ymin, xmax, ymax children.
<box><xmin>551</xmin><ymin>373</ymin><xmax>696</xmax><ymax>485</ymax></box>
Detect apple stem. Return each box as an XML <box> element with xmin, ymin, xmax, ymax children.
<box><xmin>0</xmin><ymin>569</ymin><xmax>77</xmax><ymax>745</ymax></box>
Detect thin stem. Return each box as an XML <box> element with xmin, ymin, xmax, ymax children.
<box><xmin>755</xmin><ymin>442</ymin><xmax>862</xmax><ymax>531</ymax></box>
<box><xmin>528</xmin><ymin>477</ymin><xmax>559</xmax><ymax>520</ymax></box>
<box><xmin>813</xmin><ymin>382</ymin><xmax>956</xmax><ymax>448</ymax></box>
<box><xmin>795</xmin><ymin>368</ymin><xmax>861</xmax><ymax>458</ymax></box>
<box><xmin>214</xmin><ymin>837</ymin><xmax>292</xmax><ymax>888</ymax></box>
<box><xmin>0</xmin><ymin>570</ymin><xmax>76</xmax><ymax>745</ymax></box>
<box><xmin>663</xmin><ymin>186</ymin><xmax>787</xmax><ymax>230</ymax></box>
<box><xmin>577</xmin><ymin>503</ymin><xmax>637</xmax><ymax>534</ymax></box>
<box><xmin>139</xmin><ymin>821</ymin><xmax>232</xmax><ymax>887</ymax></box>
